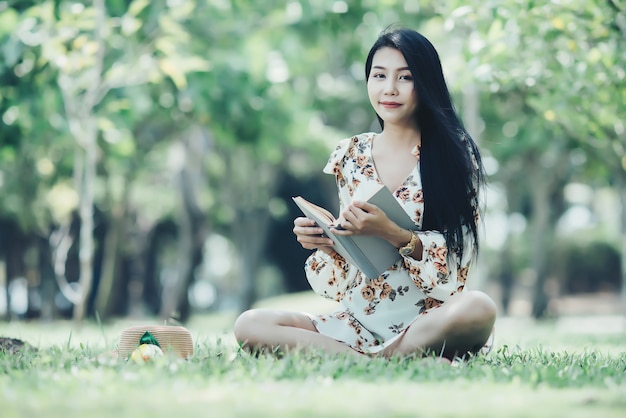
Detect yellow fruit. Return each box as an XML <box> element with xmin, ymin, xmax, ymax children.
<box><xmin>129</xmin><ymin>344</ymin><xmax>163</xmax><ymax>364</ymax></box>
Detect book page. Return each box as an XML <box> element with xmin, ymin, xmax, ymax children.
<box><xmin>292</xmin><ymin>196</ymin><xmax>337</xmax><ymax>226</ymax></box>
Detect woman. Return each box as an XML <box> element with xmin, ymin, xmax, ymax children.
<box><xmin>234</xmin><ymin>28</ymin><xmax>496</xmax><ymax>360</ymax></box>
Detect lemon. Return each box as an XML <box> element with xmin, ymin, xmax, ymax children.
<box><xmin>130</xmin><ymin>343</ymin><xmax>164</xmax><ymax>364</ymax></box>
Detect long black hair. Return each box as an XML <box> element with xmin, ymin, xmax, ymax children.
<box><xmin>365</xmin><ymin>27</ymin><xmax>485</xmax><ymax>261</ymax></box>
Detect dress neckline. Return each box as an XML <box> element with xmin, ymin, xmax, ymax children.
<box><xmin>368</xmin><ymin>133</ymin><xmax>420</xmax><ymax>195</ymax></box>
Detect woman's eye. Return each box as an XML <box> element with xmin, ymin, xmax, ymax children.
<box><xmin>400</xmin><ymin>75</ymin><xmax>413</xmax><ymax>80</ymax></box>
<box><xmin>372</xmin><ymin>73</ymin><xmax>385</xmax><ymax>79</ymax></box>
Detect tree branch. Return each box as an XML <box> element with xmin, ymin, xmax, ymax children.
<box><xmin>607</xmin><ymin>0</ymin><xmax>626</xmax><ymax>13</ymax></box>
<box><xmin>83</xmin><ymin>0</ymin><xmax>106</xmax><ymax>111</ymax></box>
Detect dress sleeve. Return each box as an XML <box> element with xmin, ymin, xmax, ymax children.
<box><xmin>403</xmin><ymin>227</ymin><xmax>476</xmax><ymax>301</ymax></box>
<box><xmin>322</xmin><ymin>136</ymin><xmax>355</xmax><ymax>207</ymax></box>
<box><xmin>304</xmin><ymin>136</ymin><xmax>360</xmax><ymax>301</ymax></box>
<box><xmin>304</xmin><ymin>250</ymin><xmax>359</xmax><ymax>301</ymax></box>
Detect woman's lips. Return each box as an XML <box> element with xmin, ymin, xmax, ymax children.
<box><xmin>380</xmin><ymin>101</ymin><xmax>401</xmax><ymax>108</ymax></box>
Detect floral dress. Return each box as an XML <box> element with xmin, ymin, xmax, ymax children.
<box><xmin>304</xmin><ymin>132</ymin><xmax>479</xmax><ymax>355</ymax></box>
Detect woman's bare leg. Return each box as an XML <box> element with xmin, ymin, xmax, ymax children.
<box><xmin>233</xmin><ymin>309</ymin><xmax>362</xmax><ymax>357</ymax></box>
<box><xmin>383</xmin><ymin>290</ymin><xmax>497</xmax><ymax>360</ymax></box>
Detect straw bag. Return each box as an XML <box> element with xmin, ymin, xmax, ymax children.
<box><xmin>118</xmin><ymin>325</ymin><xmax>194</xmax><ymax>359</ymax></box>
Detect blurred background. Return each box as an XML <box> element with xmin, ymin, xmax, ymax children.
<box><xmin>0</xmin><ymin>0</ymin><xmax>623</xmax><ymax>325</ymax></box>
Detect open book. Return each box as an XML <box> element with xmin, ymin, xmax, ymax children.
<box><xmin>292</xmin><ymin>185</ymin><xmax>416</xmax><ymax>278</ymax></box>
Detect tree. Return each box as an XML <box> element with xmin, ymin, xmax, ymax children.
<box><xmin>1</xmin><ymin>0</ymin><xmax>210</xmax><ymax>321</ymax></box>
<box><xmin>445</xmin><ymin>0</ymin><xmax>626</xmax><ymax>317</ymax></box>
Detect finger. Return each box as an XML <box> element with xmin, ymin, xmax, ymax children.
<box><xmin>331</xmin><ymin>227</ymin><xmax>353</xmax><ymax>236</ymax></box>
<box><xmin>297</xmin><ymin>234</ymin><xmax>334</xmax><ymax>249</ymax></box>
<box><xmin>341</xmin><ymin>210</ymin><xmax>361</xmax><ymax>229</ymax></box>
<box><xmin>352</xmin><ymin>200</ymin><xmax>378</xmax><ymax>212</ymax></box>
<box><xmin>340</xmin><ymin>207</ymin><xmax>358</xmax><ymax>223</ymax></box>
<box><xmin>294</xmin><ymin>217</ymin><xmax>317</xmax><ymax>227</ymax></box>
<box><xmin>293</xmin><ymin>225</ymin><xmax>324</xmax><ymax>237</ymax></box>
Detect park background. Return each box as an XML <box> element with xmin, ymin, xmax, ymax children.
<box><xmin>0</xmin><ymin>0</ymin><xmax>624</xmax><ymax>330</ymax></box>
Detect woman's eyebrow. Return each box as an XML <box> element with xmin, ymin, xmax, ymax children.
<box><xmin>372</xmin><ymin>65</ymin><xmax>411</xmax><ymax>71</ymax></box>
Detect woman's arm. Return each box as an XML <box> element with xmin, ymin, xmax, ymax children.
<box><xmin>293</xmin><ymin>216</ymin><xmax>358</xmax><ymax>301</ymax></box>
<box><xmin>402</xmin><ymin>225</ymin><xmax>476</xmax><ymax>301</ymax></box>
<box><xmin>333</xmin><ymin>199</ymin><xmax>476</xmax><ymax>301</ymax></box>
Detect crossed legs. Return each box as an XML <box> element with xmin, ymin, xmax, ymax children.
<box><xmin>233</xmin><ymin>309</ymin><xmax>361</xmax><ymax>356</ymax></box>
<box><xmin>233</xmin><ymin>290</ymin><xmax>497</xmax><ymax>360</ymax></box>
<box><xmin>383</xmin><ymin>290</ymin><xmax>497</xmax><ymax>359</ymax></box>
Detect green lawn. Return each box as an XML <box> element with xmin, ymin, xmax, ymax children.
<box><xmin>1</xmin><ymin>293</ymin><xmax>625</xmax><ymax>418</ymax></box>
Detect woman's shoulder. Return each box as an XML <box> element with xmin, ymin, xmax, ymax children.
<box><xmin>323</xmin><ymin>132</ymin><xmax>376</xmax><ymax>174</ymax></box>
<box><xmin>332</xmin><ymin>132</ymin><xmax>377</xmax><ymax>156</ymax></box>
<box><xmin>336</xmin><ymin>132</ymin><xmax>375</xmax><ymax>149</ymax></box>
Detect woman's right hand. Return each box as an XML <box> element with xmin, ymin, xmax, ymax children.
<box><xmin>293</xmin><ymin>217</ymin><xmax>335</xmax><ymax>251</ymax></box>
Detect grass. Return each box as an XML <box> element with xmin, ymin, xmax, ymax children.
<box><xmin>1</xmin><ymin>293</ymin><xmax>625</xmax><ymax>418</ymax></box>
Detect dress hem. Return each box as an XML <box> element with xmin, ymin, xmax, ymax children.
<box><xmin>304</xmin><ymin>311</ymin><xmax>410</xmax><ymax>356</ymax></box>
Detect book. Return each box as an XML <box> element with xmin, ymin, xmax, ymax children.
<box><xmin>292</xmin><ymin>185</ymin><xmax>416</xmax><ymax>278</ymax></box>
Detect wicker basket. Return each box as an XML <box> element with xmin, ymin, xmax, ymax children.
<box><xmin>118</xmin><ymin>325</ymin><xmax>194</xmax><ymax>359</ymax></box>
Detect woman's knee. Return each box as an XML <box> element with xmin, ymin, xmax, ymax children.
<box><xmin>466</xmin><ymin>291</ymin><xmax>496</xmax><ymax>319</ymax></box>
<box><xmin>449</xmin><ymin>290</ymin><xmax>497</xmax><ymax>332</ymax></box>
<box><xmin>233</xmin><ymin>309</ymin><xmax>263</xmax><ymax>343</ymax></box>
<box><xmin>233</xmin><ymin>309</ymin><xmax>314</xmax><ymax>342</ymax></box>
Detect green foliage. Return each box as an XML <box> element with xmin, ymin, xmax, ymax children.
<box><xmin>552</xmin><ymin>239</ymin><xmax>621</xmax><ymax>293</ymax></box>
<box><xmin>447</xmin><ymin>0</ymin><xmax>625</xmax><ymax>173</ymax></box>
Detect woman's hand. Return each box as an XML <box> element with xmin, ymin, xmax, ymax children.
<box><xmin>293</xmin><ymin>217</ymin><xmax>335</xmax><ymax>252</ymax></box>
<box><xmin>334</xmin><ymin>201</ymin><xmax>411</xmax><ymax>248</ymax></box>
<box><xmin>334</xmin><ymin>201</ymin><xmax>392</xmax><ymax>236</ymax></box>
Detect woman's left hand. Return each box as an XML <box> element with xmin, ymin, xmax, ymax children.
<box><xmin>332</xmin><ymin>201</ymin><xmax>393</xmax><ymax>237</ymax></box>
<box><xmin>333</xmin><ymin>200</ymin><xmax>417</xmax><ymax>251</ymax></box>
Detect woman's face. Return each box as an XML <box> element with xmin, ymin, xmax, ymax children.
<box><xmin>367</xmin><ymin>47</ymin><xmax>418</xmax><ymax>129</ymax></box>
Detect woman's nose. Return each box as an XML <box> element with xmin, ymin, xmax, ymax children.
<box><xmin>384</xmin><ymin>79</ymin><xmax>398</xmax><ymax>95</ymax></box>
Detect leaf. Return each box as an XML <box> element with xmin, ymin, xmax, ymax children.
<box><xmin>0</xmin><ymin>7</ymin><xmax>19</xmax><ymax>36</ymax></box>
<box><xmin>1</xmin><ymin>39</ymin><xmax>23</xmax><ymax>69</ymax></box>
<box><xmin>158</xmin><ymin>14</ymin><xmax>190</xmax><ymax>41</ymax></box>
<box><xmin>159</xmin><ymin>58</ymin><xmax>187</xmax><ymax>89</ymax></box>
<box><xmin>127</xmin><ymin>0</ymin><xmax>150</xmax><ymax>17</ymax></box>
<box><xmin>487</xmin><ymin>18</ymin><xmax>504</xmax><ymax>42</ymax></box>
<box><xmin>178</xmin><ymin>56</ymin><xmax>212</xmax><ymax>73</ymax></box>
<box><xmin>138</xmin><ymin>331</ymin><xmax>161</xmax><ymax>348</ymax></box>
<box><xmin>551</xmin><ymin>17</ymin><xmax>565</xmax><ymax>30</ymax></box>
<box><xmin>110</xmin><ymin>137</ymin><xmax>136</xmax><ymax>157</ymax></box>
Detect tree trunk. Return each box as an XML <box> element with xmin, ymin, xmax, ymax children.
<box><xmin>142</xmin><ymin>220</ymin><xmax>176</xmax><ymax>315</ymax></box>
<box><xmin>174</xmin><ymin>211</ymin><xmax>205</xmax><ymax>322</ymax></box>
<box><xmin>0</xmin><ymin>260</ymin><xmax>7</xmax><ymax>321</ymax></box>
<box><xmin>234</xmin><ymin>207</ymin><xmax>272</xmax><ymax>312</ymax></box>
<box><xmin>617</xmin><ymin>172</ymin><xmax>626</xmax><ymax>323</ymax></box>
<box><xmin>94</xmin><ymin>201</ymin><xmax>126</xmax><ymax>319</ymax></box>
<box><xmin>498</xmin><ymin>244</ymin><xmax>515</xmax><ymax>315</ymax></box>
<box><xmin>0</xmin><ymin>221</ymin><xmax>14</xmax><ymax>321</ymax></box>
<box><xmin>530</xmin><ymin>175</ymin><xmax>551</xmax><ymax>318</ymax></box>
<box><xmin>69</xmin><ymin>0</ymin><xmax>106</xmax><ymax>323</ymax></box>
<box><xmin>159</xmin><ymin>175</ymin><xmax>202</xmax><ymax>322</ymax></box>
<box><xmin>527</xmin><ymin>142</ymin><xmax>570</xmax><ymax>319</ymax></box>
<box><xmin>221</xmin><ymin>146</ymin><xmax>278</xmax><ymax>313</ymax></box>
<box><xmin>73</xmin><ymin>116</ymin><xmax>97</xmax><ymax>322</ymax></box>
<box><xmin>38</xmin><ymin>236</ymin><xmax>57</xmax><ymax>321</ymax></box>
<box><xmin>5</xmin><ymin>225</ymin><xmax>25</xmax><ymax>320</ymax></box>
<box><xmin>159</xmin><ymin>128</ymin><xmax>210</xmax><ymax>322</ymax></box>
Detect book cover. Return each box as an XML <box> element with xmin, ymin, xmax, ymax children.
<box><xmin>293</xmin><ymin>186</ymin><xmax>416</xmax><ymax>278</ymax></box>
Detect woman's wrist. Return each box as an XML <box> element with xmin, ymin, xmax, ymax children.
<box><xmin>386</xmin><ymin>226</ymin><xmax>424</xmax><ymax>260</ymax></box>
<box><xmin>319</xmin><ymin>247</ymin><xmax>338</xmax><ymax>257</ymax></box>
<box><xmin>386</xmin><ymin>225</ymin><xmax>414</xmax><ymax>249</ymax></box>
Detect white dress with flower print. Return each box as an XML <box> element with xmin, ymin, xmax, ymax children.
<box><xmin>304</xmin><ymin>132</ymin><xmax>479</xmax><ymax>355</ymax></box>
